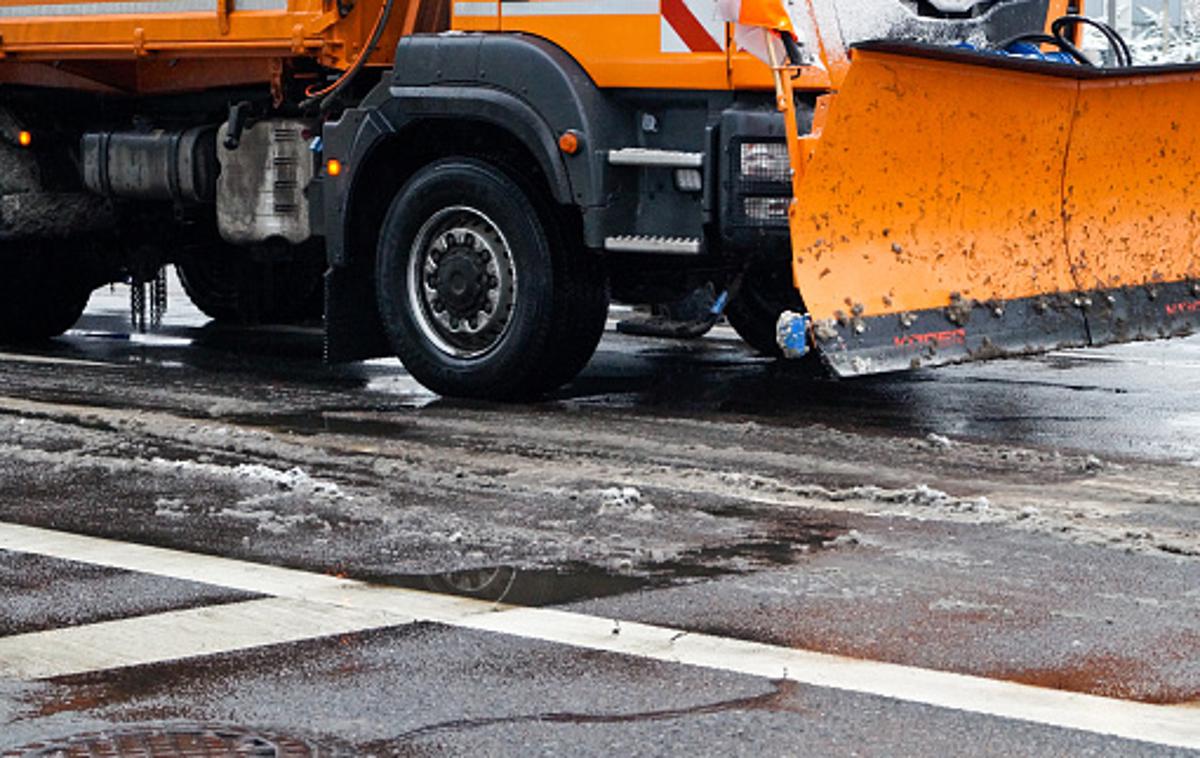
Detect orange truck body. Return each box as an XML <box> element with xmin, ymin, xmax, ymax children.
<box><xmin>0</xmin><ymin>0</ymin><xmax>418</xmax><ymax>93</ymax></box>
<box><xmin>0</xmin><ymin>0</ymin><xmax>830</xmax><ymax>93</ymax></box>
<box><xmin>0</xmin><ymin>0</ymin><xmax>1072</xmax><ymax>91</ymax></box>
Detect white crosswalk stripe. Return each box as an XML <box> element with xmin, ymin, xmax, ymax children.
<box><xmin>1</xmin><ymin>520</ymin><xmax>1198</xmax><ymax>750</ymax></box>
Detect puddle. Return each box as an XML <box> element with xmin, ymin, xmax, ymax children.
<box><xmin>224</xmin><ymin>410</ymin><xmax>422</xmax><ymax>439</ymax></box>
<box><xmin>384</xmin><ymin>564</ymin><xmax>650</xmax><ymax>607</ymax></box>
<box><xmin>365</xmin><ymin>522</ymin><xmax>847</xmax><ymax>608</ymax></box>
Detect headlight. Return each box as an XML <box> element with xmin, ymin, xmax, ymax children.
<box><xmin>743</xmin><ymin>196</ymin><xmax>790</xmax><ymax>221</ymax></box>
<box><xmin>740</xmin><ymin>142</ymin><xmax>790</xmax><ymax>182</ymax></box>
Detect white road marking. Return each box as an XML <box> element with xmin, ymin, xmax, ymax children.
<box><xmin>0</xmin><ymin>598</ymin><xmax>408</xmax><ymax>681</ymax></box>
<box><xmin>0</xmin><ymin>351</ymin><xmax>115</xmax><ymax>369</ymax></box>
<box><xmin>1</xmin><ymin>521</ymin><xmax>1198</xmax><ymax>750</ymax></box>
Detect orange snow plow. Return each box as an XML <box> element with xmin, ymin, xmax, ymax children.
<box><xmin>775</xmin><ymin>41</ymin><xmax>1200</xmax><ymax>376</ymax></box>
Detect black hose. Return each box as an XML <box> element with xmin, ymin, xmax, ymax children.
<box><xmin>995</xmin><ymin>14</ymin><xmax>1132</xmax><ymax>68</ymax></box>
<box><xmin>1051</xmin><ymin>15</ymin><xmax>1132</xmax><ymax>67</ymax></box>
<box><xmin>995</xmin><ymin>31</ymin><xmax>1094</xmax><ymax>66</ymax></box>
<box><xmin>780</xmin><ymin>32</ymin><xmax>804</xmax><ymax>66</ymax></box>
<box><xmin>300</xmin><ymin>0</ymin><xmax>398</xmax><ymax>112</ymax></box>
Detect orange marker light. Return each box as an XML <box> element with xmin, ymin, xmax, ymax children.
<box><xmin>558</xmin><ymin>131</ymin><xmax>579</xmax><ymax>155</ymax></box>
<box><xmin>326</xmin><ymin>158</ymin><xmax>342</xmax><ymax>177</ymax></box>
<box><xmin>17</xmin><ymin>131</ymin><xmax>31</xmax><ymax>147</ymax></box>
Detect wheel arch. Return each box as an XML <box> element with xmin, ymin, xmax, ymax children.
<box><xmin>322</xmin><ymin>33</ymin><xmax>620</xmax><ymax>364</ymax></box>
<box><xmin>343</xmin><ymin>115</ymin><xmax>569</xmax><ymax>272</ymax></box>
<box><xmin>324</xmin><ymin>114</ymin><xmax>584</xmax><ymax>363</ymax></box>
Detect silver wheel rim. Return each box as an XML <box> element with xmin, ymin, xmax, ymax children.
<box><xmin>406</xmin><ymin>206</ymin><xmax>518</xmax><ymax>359</ymax></box>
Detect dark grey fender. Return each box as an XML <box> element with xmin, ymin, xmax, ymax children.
<box><xmin>383</xmin><ymin>85</ymin><xmax>573</xmax><ymax>203</ymax></box>
<box><xmin>323</xmin><ymin>33</ymin><xmax>627</xmax><ymax>266</ymax></box>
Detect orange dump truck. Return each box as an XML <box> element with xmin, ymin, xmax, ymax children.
<box><xmin>0</xmin><ymin>0</ymin><xmax>1197</xmax><ymax>397</ymax></box>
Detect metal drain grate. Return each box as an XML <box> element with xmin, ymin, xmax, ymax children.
<box><xmin>6</xmin><ymin>726</ymin><xmax>317</xmax><ymax>757</ymax></box>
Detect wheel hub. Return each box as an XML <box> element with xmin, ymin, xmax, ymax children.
<box><xmin>434</xmin><ymin>244</ymin><xmax>488</xmax><ymax>318</ymax></box>
<box><xmin>409</xmin><ymin>207</ymin><xmax>516</xmax><ymax>358</ymax></box>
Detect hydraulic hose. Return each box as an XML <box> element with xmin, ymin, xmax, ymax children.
<box><xmin>300</xmin><ymin>0</ymin><xmax>398</xmax><ymax>112</ymax></box>
<box><xmin>996</xmin><ymin>15</ymin><xmax>1132</xmax><ymax>68</ymax></box>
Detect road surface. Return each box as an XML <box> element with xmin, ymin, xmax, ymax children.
<box><xmin>0</xmin><ymin>277</ymin><xmax>1197</xmax><ymax>755</ymax></box>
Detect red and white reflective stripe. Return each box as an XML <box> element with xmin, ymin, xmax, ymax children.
<box><xmin>660</xmin><ymin>0</ymin><xmax>723</xmax><ymax>53</ymax></box>
<box><xmin>453</xmin><ymin>0</ymin><xmax>726</xmax><ymax>55</ymax></box>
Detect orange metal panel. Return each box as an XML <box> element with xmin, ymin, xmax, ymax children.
<box><xmin>135</xmin><ymin>56</ymin><xmax>279</xmax><ymax>91</ymax></box>
<box><xmin>0</xmin><ymin>13</ymin><xmax>328</xmax><ymax>59</ymax></box>
<box><xmin>0</xmin><ymin>60</ymin><xmax>125</xmax><ymax>91</ymax></box>
<box><xmin>0</xmin><ymin>0</ymin><xmax>419</xmax><ymax>73</ymax></box>
<box><xmin>0</xmin><ymin>0</ymin><xmax>437</xmax><ymax>92</ymax></box>
<box><xmin>1063</xmin><ymin>71</ymin><xmax>1200</xmax><ymax>291</ymax></box>
<box><xmin>788</xmin><ymin>49</ymin><xmax>1081</xmax><ymax>322</ymax></box>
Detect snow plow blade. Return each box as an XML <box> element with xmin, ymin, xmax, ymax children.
<box><xmin>790</xmin><ymin>43</ymin><xmax>1200</xmax><ymax>376</ymax></box>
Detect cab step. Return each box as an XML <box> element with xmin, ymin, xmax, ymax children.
<box><xmin>606</xmin><ymin>148</ymin><xmax>703</xmax><ymax>168</ymax></box>
<box><xmin>603</xmin><ymin>235</ymin><xmax>701</xmax><ymax>255</ymax></box>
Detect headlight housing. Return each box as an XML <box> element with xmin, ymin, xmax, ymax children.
<box><xmin>740</xmin><ymin>142</ymin><xmax>790</xmax><ymax>183</ymax></box>
<box><xmin>729</xmin><ymin>139</ymin><xmax>791</xmax><ymax>227</ymax></box>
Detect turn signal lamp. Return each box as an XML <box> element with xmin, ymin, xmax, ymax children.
<box><xmin>558</xmin><ymin>130</ymin><xmax>580</xmax><ymax>155</ymax></box>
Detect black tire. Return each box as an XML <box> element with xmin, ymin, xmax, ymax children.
<box><xmin>375</xmin><ymin>158</ymin><xmax>608</xmax><ymax>400</ymax></box>
<box><xmin>725</xmin><ymin>259</ymin><xmax>806</xmax><ymax>358</ymax></box>
<box><xmin>176</xmin><ymin>242</ymin><xmax>325</xmax><ymax>324</ymax></box>
<box><xmin>175</xmin><ymin>251</ymin><xmax>240</xmax><ymax>322</ymax></box>
<box><xmin>0</xmin><ymin>244</ymin><xmax>91</xmax><ymax>343</ymax></box>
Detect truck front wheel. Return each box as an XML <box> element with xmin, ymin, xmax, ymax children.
<box><xmin>726</xmin><ymin>259</ymin><xmax>805</xmax><ymax>358</ymax></box>
<box><xmin>375</xmin><ymin>158</ymin><xmax>607</xmax><ymax>400</ymax></box>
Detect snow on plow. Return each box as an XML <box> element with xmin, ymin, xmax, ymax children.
<box><xmin>783</xmin><ymin>42</ymin><xmax>1200</xmax><ymax>376</ymax></box>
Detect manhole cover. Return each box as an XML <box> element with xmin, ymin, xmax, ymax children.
<box><xmin>5</xmin><ymin>726</ymin><xmax>317</xmax><ymax>757</ymax></box>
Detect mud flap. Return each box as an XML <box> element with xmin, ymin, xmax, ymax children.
<box><xmin>788</xmin><ymin>43</ymin><xmax>1200</xmax><ymax>376</ymax></box>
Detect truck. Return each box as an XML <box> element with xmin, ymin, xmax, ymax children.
<box><xmin>0</xmin><ymin>0</ymin><xmax>1197</xmax><ymax>398</ymax></box>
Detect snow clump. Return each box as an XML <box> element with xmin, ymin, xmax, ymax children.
<box><xmin>596</xmin><ymin>486</ymin><xmax>658</xmax><ymax>521</ymax></box>
<box><xmin>229</xmin><ymin>464</ymin><xmax>346</xmax><ymax>498</ymax></box>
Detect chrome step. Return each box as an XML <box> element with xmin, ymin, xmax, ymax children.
<box><xmin>607</xmin><ymin>148</ymin><xmax>703</xmax><ymax>168</ymax></box>
<box><xmin>604</xmin><ymin>235</ymin><xmax>702</xmax><ymax>255</ymax></box>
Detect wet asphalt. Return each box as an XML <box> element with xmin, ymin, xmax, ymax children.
<box><xmin>40</xmin><ymin>283</ymin><xmax>1200</xmax><ymax>465</ymax></box>
<box><xmin>0</xmin><ymin>277</ymin><xmax>1198</xmax><ymax>755</ymax></box>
